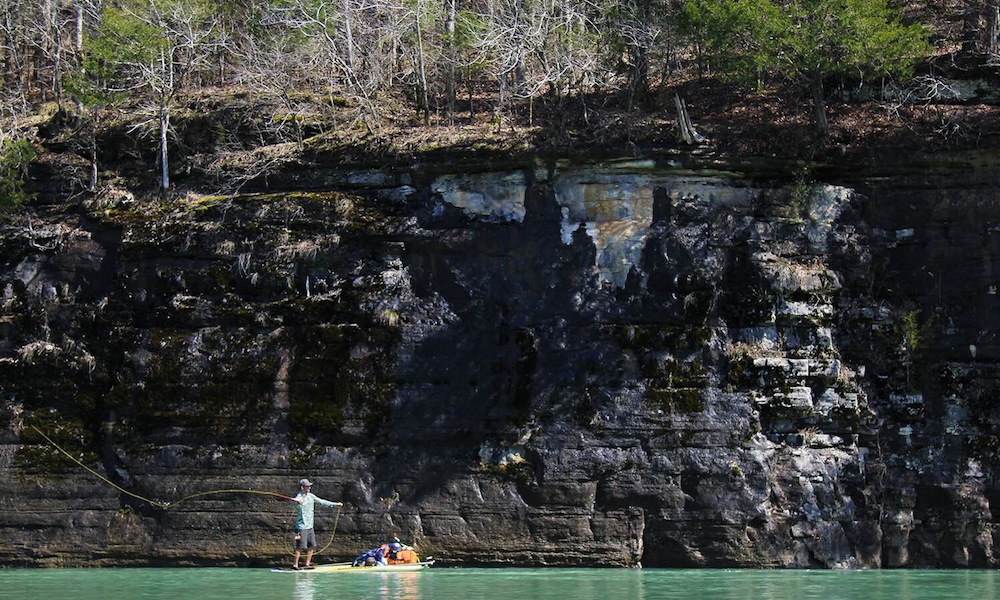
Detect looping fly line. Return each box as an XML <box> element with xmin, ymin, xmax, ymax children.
<box><xmin>30</xmin><ymin>424</ymin><xmax>344</xmax><ymax>555</ymax></box>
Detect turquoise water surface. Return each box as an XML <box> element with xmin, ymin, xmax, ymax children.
<box><xmin>0</xmin><ymin>567</ymin><xmax>998</xmax><ymax>600</ymax></box>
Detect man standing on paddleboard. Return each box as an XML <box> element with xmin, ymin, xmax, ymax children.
<box><xmin>292</xmin><ymin>478</ymin><xmax>343</xmax><ymax>570</ymax></box>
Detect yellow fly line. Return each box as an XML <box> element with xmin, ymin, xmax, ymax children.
<box><xmin>30</xmin><ymin>424</ymin><xmax>344</xmax><ymax>555</ymax></box>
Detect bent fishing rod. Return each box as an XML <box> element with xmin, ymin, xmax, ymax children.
<box><xmin>30</xmin><ymin>425</ymin><xmax>299</xmax><ymax>507</ymax></box>
<box><xmin>30</xmin><ymin>424</ymin><xmax>346</xmax><ymax>554</ymax></box>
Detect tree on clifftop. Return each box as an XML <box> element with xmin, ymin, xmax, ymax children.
<box><xmin>82</xmin><ymin>0</ymin><xmax>216</xmax><ymax>191</ymax></box>
<box><xmin>680</xmin><ymin>0</ymin><xmax>930</xmax><ymax>137</ymax></box>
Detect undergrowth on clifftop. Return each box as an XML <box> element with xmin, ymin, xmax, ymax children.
<box><xmin>0</xmin><ymin>2</ymin><xmax>992</xmax><ymax>210</ymax></box>
<box><xmin>0</xmin><ymin>138</ymin><xmax>36</xmax><ymax>210</ymax></box>
<box><xmin>4</xmin><ymin>66</ymin><xmax>1000</xmax><ymax>206</ymax></box>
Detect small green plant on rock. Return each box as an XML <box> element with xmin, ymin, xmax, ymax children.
<box><xmin>898</xmin><ymin>308</ymin><xmax>932</xmax><ymax>388</ymax></box>
<box><xmin>789</xmin><ymin>164</ymin><xmax>815</xmax><ymax>218</ymax></box>
<box><xmin>378</xmin><ymin>309</ymin><xmax>401</xmax><ymax>327</ymax></box>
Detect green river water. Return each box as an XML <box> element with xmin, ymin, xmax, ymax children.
<box><xmin>0</xmin><ymin>567</ymin><xmax>998</xmax><ymax>600</ymax></box>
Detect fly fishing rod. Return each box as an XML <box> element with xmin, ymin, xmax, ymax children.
<box><xmin>30</xmin><ymin>424</ymin><xmax>343</xmax><ymax>555</ymax></box>
<box><xmin>30</xmin><ymin>425</ymin><xmax>297</xmax><ymax>507</ymax></box>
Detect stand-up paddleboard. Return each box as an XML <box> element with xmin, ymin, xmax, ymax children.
<box><xmin>271</xmin><ymin>559</ymin><xmax>435</xmax><ymax>573</ymax></box>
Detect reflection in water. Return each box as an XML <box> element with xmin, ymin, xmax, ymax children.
<box><xmin>376</xmin><ymin>573</ymin><xmax>421</xmax><ymax>600</ymax></box>
<box><xmin>286</xmin><ymin>570</ymin><xmax>422</xmax><ymax>600</ymax></box>
<box><xmin>293</xmin><ymin>575</ymin><xmax>315</xmax><ymax>600</ymax></box>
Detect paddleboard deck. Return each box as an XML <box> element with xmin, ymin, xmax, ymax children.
<box><xmin>272</xmin><ymin>560</ymin><xmax>435</xmax><ymax>573</ymax></box>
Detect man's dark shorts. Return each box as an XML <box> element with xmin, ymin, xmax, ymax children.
<box><xmin>295</xmin><ymin>528</ymin><xmax>317</xmax><ymax>550</ymax></box>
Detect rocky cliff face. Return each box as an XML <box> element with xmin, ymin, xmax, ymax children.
<box><xmin>1</xmin><ymin>151</ymin><xmax>998</xmax><ymax>567</ymax></box>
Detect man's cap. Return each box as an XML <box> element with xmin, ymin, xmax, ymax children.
<box><xmin>299</xmin><ymin>478</ymin><xmax>313</xmax><ymax>487</ymax></box>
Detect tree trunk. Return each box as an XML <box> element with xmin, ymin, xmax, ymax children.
<box><xmin>628</xmin><ymin>48</ymin><xmax>649</xmax><ymax>109</ymax></box>
<box><xmin>159</xmin><ymin>100</ymin><xmax>170</xmax><ymax>190</ymax></box>
<box><xmin>467</xmin><ymin>71</ymin><xmax>474</xmax><ymax>117</ymax></box>
<box><xmin>75</xmin><ymin>2</ymin><xmax>83</xmax><ymax>53</ymax></box>
<box><xmin>343</xmin><ymin>0</ymin><xmax>356</xmax><ymax>76</ymax></box>
<box><xmin>44</xmin><ymin>0</ymin><xmax>55</xmax><ymax>100</ymax></box>
<box><xmin>812</xmin><ymin>79</ymin><xmax>829</xmax><ymax>138</ymax></box>
<box><xmin>674</xmin><ymin>94</ymin><xmax>705</xmax><ymax>144</ymax></box>
<box><xmin>70</xmin><ymin>1</ymin><xmax>93</xmax><ymax>189</ymax></box>
<box><xmin>75</xmin><ymin>0</ymin><xmax>84</xmax><ymax>108</ymax></box>
<box><xmin>415</xmin><ymin>0</ymin><xmax>430</xmax><ymax>126</ymax></box>
<box><xmin>88</xmin><ymin>115</ymin><xmax>98</xmax><ymax>192</ymax></box>
<box><xmin>627</xmin><ymin>0</ymin><xmax>651</xmax><ymax>109</ymax></box>
<box><xmin>159</xmin><ymin>48</ymin><xmax>171</xmax><ymax>191</ymax></box>
<box><xmin>444</xmin><ymin>0</ymin><xmax>456</xmax><ymax>121</ymax></box>
<box><xmin>494</xmin><ymin>74</ymin><xmax>505</xmax><ymax>134</ymax></box>
<box><xmin>988</xmin><ymin>2</ymin><xmax>999</xmax><ymax>57</ymax></box>
<box><xmin>962</xmin><ymin>1</ymin><xmax>982</xmax><ymax>54</ymax></box>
